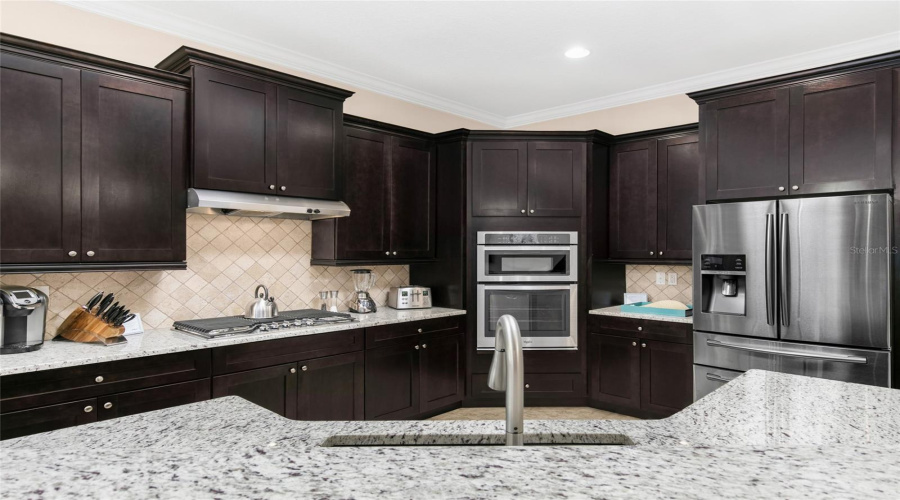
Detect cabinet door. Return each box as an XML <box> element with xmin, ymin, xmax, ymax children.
<box><xmin>0</xmin><ymin>398</ymin><xmax>97</xmax><ymax>440</ymax></box>
<box><xmin>588</xmin><ymin>334</ymin><xmax>640</xmax><ymax>410</ymax></box>
<box><xmin>471</xmin><ymin>141</ymin><xmax>527</xmax><ymax>216</ymax></box>
<box><xmin>657</xmin><ymin>134</ymin><xmax>700</xmax><ymax>260</ymax></box>
<box><xmin>334</xmin><ymin>127</ymin><xmax>390</xmax><ymax>260</ymax></box>
<box><xmin>364</xmin><ymin>341</ymin><xmax>420</xmax><ymax>420</ymax></box>
<box><xmin>276</xmin><ymin>86</ymin><xmax>342</xmax><ymax>199</ymax></box>
<box><xmin>640</xmin><ymin>340</ymin><xmax>692</xmax><ymax>416</ymax></box>
<box><xmin>389</xmin><ymin>136</ymin><xmax>436</xmax><ymax>259</ymax></box>
<box><xmin>527</xmin><ymin>141</ymin><xmax>584</xmax><ymax>217</ymax></box>
<box><xmin>296</xmin><ymin>351</ymin><xmax>364</xmax><ymax>421</ymax></box>
<box><xmin>420</xmin><ymin>333</ymin><xmax>464</xmax><ymax>413</ymax></box>
<box><xmin>193</xmin><ymin>65</ymin><xmax>276</xmax><ymax>194</ymax></box>
<box><xmin>610</xmin><ymin>140</ymin><xmax>657</xmax><ymax>259</ymax></box>
<box><xmin>789</xmin><ymin>69</ymin><xmax>893</xmax><ymax>195</ymax></box>
<box><xmin>0</xmin><ymin>53</ymin><xmax>81</xmax><ymax>264</ymax></box>
<box><xmin>212</xmin><ymin>363</ymin><xmax>297</xmax><ymax>418</ymax></box>
<box><xmin>80</xmin><ymin>71</ymin><xmax>187</xmax><ymax>263</ymax></box>
<box><xmin>97</xmin><ymin>379</ymin><xmax>209</xmax><ymax>421</ymax></box>
<box><xmin>705</xmin><ymin>88</ymin><xmax>790</xmax><ymax>200</ymax></box>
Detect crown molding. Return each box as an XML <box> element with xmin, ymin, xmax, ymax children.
<box><xmin>59</xmin><ymin>1</ymin><xmax>900</xmax><ymax>129</ymax></box>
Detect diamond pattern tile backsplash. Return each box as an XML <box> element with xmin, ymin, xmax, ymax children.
<box><xmin>625</xmin><ymin>265</ymin><xmax>693</xmax><ymax>305</ymax></box>
<box><xmin>0</xmin><ymin>214</ymin><xmax>409</xmax><ymax>338</ymax></box>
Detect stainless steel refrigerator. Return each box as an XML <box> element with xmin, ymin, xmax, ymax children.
<box><xmin>692</xmin><ymin>193</ymin><xmax>892</xmax><ymax>400</ymax></box>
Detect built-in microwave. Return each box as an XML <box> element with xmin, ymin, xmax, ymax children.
<box><xmin>476</xmin><ymin>284</ymin><xmax>578</xmax><ymax>350</ymax></box>
<box><xmin>476</xmin><ymin>231</ymin><xmax>577</xmax><ymax>282</ymax></box>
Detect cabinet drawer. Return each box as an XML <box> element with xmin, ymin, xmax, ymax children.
<box><xmin>640</xmin><ymin>320</ymin><xmax>691</xmax><ymax>344</ymax></box>
<box><xmin>365</xmin><ymin>316</ymin><xmax>463</xmax><ymax>349</ymax></box>
<box><xmin>212</xmin><ymin>329</ymin><xmax>363</xmax><ymax>375</ymax></box>
<box><xmin>593</xmin><ymin>315</ymin><xmax>641</xmax><ymax>337</ymax></box>
<box><xmin>0</xmin><ymin>350</ymin><xmax>211</xmax><ymax>413</ymax></box>
<box><xmin>1</xmin><ymin>398</ymin><xmax>98</xmax><ymax>441</ymax></box>
<box><xmin>471</xmin><ymin>373</ymin><xmax>585</xmax><ymax>400</ymax></box>
<box><xmin>97</xmin><ymin>379</ymin><xmax>210</xmax><ymax>421</ymax></box>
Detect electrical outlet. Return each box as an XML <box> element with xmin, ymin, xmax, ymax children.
<box><xmin>656</xmin><ymin>272</ymin><xmax>666</xmax><ymax>285</ymax></box>
<box><xmin>667</xmin><ymin>272</ymin><xmax>678</xmax><ymax>286</ymax></box>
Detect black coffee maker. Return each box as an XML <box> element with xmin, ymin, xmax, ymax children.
<box><xmin>1</xmin><ymin>285</ymin><xmax>48</xmax><ymax>354</ymax></box>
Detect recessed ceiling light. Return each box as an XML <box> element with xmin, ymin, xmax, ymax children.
<box><xmin>565</xmin><ymin>47</ymin><xmax>590</xmax><ymax>59</ymax></box>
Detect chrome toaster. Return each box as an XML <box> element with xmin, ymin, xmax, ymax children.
<box><xmin>387</xmin><ymin>286</ymin><xmax>432</xmax><ymax>309</ymax></box>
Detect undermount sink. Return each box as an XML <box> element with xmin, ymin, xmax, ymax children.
<box><xmin>320</xmin><ymin>433</ymin><xmax>635</xmax><ymax>447</ymax></box>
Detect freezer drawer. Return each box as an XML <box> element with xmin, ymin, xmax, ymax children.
<box><xmin>693</xmin><ymin>365</ymin><xmax>743</xmax><ymax>402</ymax></box>
<box><xmin>694</xmin><ymin>332</ymin><xmax>890</xmax><ymax>388</ymax></box>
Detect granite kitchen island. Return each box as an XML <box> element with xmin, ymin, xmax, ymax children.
<box><xmin>2</xmin><ymin>370</ymin><xmax>898</xmax><ymax>499</ymax></box>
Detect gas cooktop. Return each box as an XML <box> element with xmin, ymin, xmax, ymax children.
<box><xmin>173</xmin><ymin>309</ymin><xmax>356</xmax><ymax>339</ymax></box>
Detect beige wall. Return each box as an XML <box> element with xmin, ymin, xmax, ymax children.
<box><xmin>0</xmin><ymin>1</ymin><xmax>696</xmax><ymax>135</ymax></box>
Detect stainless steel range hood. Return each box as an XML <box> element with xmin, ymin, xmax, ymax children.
<box><xmin>187</xmin><ymin>188</ymin><xmax>350</xmax><ymax>220</ymax></box>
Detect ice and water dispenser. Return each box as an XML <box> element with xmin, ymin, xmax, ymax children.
<box><xmin>699</xmin><ymin>254</ymin><xmax>746</xmax><ymax>316</ymax></box>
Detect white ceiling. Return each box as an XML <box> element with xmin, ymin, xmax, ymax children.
<box><xmin>64</xmin><ymin>1</ymin><xmax>900</xmax><ymax>128</ymax></box>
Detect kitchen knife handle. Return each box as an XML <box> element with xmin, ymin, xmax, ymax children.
<box><xmin>765</xmin><ymin>214</ymin><xmax>776</xmax><ymax>326</ymax></box>
<box><xmin>779</xmin><ymin>214</ymin><xmax>789</xmax><ymax>327</ymax></box>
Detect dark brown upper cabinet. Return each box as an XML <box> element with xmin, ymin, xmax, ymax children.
<box><xmin>608</xmin><ymin>127</ymin><xmax>699</xmax><ymax>262</ymax></box>
<box><xmin>471</xmin><ymin>137</ymin><xmax>585</xmax><ymax>217</ymax></box>
<box><xmin>311</xmin><ymin>116</ymin><xmax>436</xmax><ymax>265</ymax></box>
<box><xmin>0</xmin><ymin>34</ymin><xmax>188</xmax><ymax>272</ymax></box>
<box><xmin>157</xmin><ymin>46</ymin><xmax>352</xmax><ymax>200</ymax></box>
<box><xmin>690</xmin><ymin>54</ymin><xmax>900</xmax><ymax>201</ymax></box>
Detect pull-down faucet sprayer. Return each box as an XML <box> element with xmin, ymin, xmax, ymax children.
<box><xmin>487</xmin><ymin>314</ymin><xmax>524</xmax><ymax>446</ymax></box>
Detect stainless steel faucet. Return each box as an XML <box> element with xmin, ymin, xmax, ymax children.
<box><xmin>487</xmin><ymin>314</ymin><xmax>524</xmax><ymax>446</ymax></box>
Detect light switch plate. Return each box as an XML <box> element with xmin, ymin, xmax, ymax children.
<box><xmin>667</xmin><ymin>272</ymin><xmax>678</xmax><ymax>286</ymax></box>
<box><xmin>656</xmin><ymin>272</ymin><xmax>666</xmax><ymax>285</ymax></box>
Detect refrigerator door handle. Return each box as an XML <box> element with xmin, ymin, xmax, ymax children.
<box><xmin>779</xmin><ymin>214</ymin><xmax>789</xmax><ymax>327</ymax></box>
<box><xmin>765</xmin><ymin>214</ymin><xmax>776</xmax><ymax>326</ymax></box>
<box><xmin>705</xmin><ymin>339</ymin><xmax>868</xmax><ymax>364</ymax></box>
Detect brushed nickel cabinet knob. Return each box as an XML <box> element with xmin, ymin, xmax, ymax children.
<box><xmin>650</xmin><ymin>251</ymin><xmax>654</xmax><ymax>256</ymax></box>
<box><xmin>417</xmin><ymin>328</ymin><xmax>423</xmax><ymax>333</ymax></box>
<box><xmin>414</xmin><ymin>345</ymin><xmax>420</xmax><ymax>350</ymax></box>
<box><xmin>659</xmin><ymin>251</ymin><xmax>663</xmax><ymax>256</ymax></box>
<box><xmin>95</xmin><ymin>376</ymin><xmax>104</xmax><ymax>383</ymax></box>
<box><xmin>301</xmin><ymin>366</ymin><xmax>308</xmax><ymax>371</ymax></box>
<box><xmin>269</xmin><ymin>185</ymin><xmax>275</xmax><ymax>190</ymax></box>
<box><xmin>792</xmin><ymin>185</ymin><xmax>799</xmax><ymax>191</ymax></box>
<box><xmin>421</xmin><ymin>344</ymin><xmax>427</xmax><ymax>349</ymax></box>
<box><xmin>280</xmin><ymin>186</ymin><xmax>286</xmax><ymax>191</ymax></box>
<box><xmin>529</xmin><ymin>209</ymin><xmax>535</xmax><ymax>214</ymax></box>
<box><xmin>520</xmin><ymin>209</ymin><xmax>526</xmax><ymax>214</ymax></box>
<box><xmin>290</xmin><ymin>368</ymin><xmax>297</xmax><ymax>374</ymax></box>
<box><xmin>84</xmin><ymin>406</ymin><xmax>93</xmax><ymax>413</ymax></box>
<box><xmin>385</xmin><ymin>251</ymin><xmax>390</xmax><ymax>255</ymax></box>
<box><xmin>641</xmin><ymin>343</ymin><xmax>647</xmax><ymax>348</ymax></box>
<box><xmin>525</xmin><ymin>384</ymin><xmax>530</xmax><ymax>389</ymax></box>
<box><xmin>103</xmin><ymin>402</ymin><xmax>113</xmax><ymax>410</ymax></box>
<box><xmin>392</xmin><ymin>251</ymin><xmax>397</xmax><ymax>256</ymax></box>
<box><xmin>778</xmin><ymin>186</ymin><xmax>785</xmax><ymax>192</ymax></box>
<box><xmin>68</xmin><ymin>251</ymin><xmax>77</xmax><ymax>257</ymax></box>
<box><xmin>632</xmin><ymin>341</ymin><xmax>637</xmax><ymax>346</ymax></box>
<box><xmin>637</xmin><ymin>326</ymin><xmax>642</xmax><ymax>331</ymax></box>
<box><xmin>86</xmin><ymin>251</ymin><xmax>95</xmax><ymax>257</ymax></box>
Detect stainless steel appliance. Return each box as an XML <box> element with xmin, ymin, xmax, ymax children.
<box><xmin>387</xmin><ymin>286</ymin><xmax>432</xmax><ymax>309</ymax></box>
<box><xmin>349</xmin><ymin>269</ymin><xmax>377</xmax><ymax>314</ymax></box>
<box><xmin>477</xmin><ymin>231</ymin><xmax>577</xmax><ymax>282</ymax></box>
<box><xmin>476</xmin><ymin>231</ymin><xmax>579</xmax><ymax>350</ymax></box>
<box><xmin>692</xmin><ymin>194</ymin><xmax>892</xmax><ymax>399</ymax></box>
<box><xmin>173</xmin><ymin>309</ymin><xmax>355</xmax><ymax>339</ymax></box>
<box><xmin>1</xmin><ymin>285</ymin><xmax>48</xmax><ymax>354</ymax></box>
<box><xmin>187</xmin><ymin>188</ymin><xmax>350</xmax><ymax>220</ymax></box>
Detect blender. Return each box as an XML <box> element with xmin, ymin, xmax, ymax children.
<box><xmin>349</xmin><ymin>269</ymin><xmax>377</xmax><ymax>313</ymax></box>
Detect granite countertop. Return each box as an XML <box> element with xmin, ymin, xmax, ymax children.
<box><xmin>590</xmin><ymin>305</ymin><xmax>693</xmax><ymax>324</ymax></box>
<box><xmin>0</xmin><ymin>308</ymin><xmax>466</xmax><ymax>376</ymax></box>
<box><xmin>2</xmin><ymin>370</ymin><xmax>898</xmax><ymax>499</ymax></box>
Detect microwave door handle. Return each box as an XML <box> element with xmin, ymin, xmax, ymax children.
<box><xmin>779</xmin><ymin>214</ymin><xmax>789</xmax><ymax>327</ymax></box>
<box><xmin>765</xmin><ymin>214</ymin><xmax>776</xmax><ymax>326</ymax></box>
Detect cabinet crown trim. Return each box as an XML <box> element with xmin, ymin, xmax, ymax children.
<box><xmin>688</xmin><ymin>50</ymin><xmax>900</xmax><ymax>103</ymax></box>
<box><xmin>613</xmin><ymin>124</ymin><xmax>698</xmax><ymax>144</ymax></box>
<box><xmin>344</xmin><ymin>114</ymin><xmax>435</xmax><ymax>141</ymax></box>
<box><xmin>156</xmin><ymin>46</ymin><xmax>354</xmax><ymax>100</ymax></box>
<box><xmin>0</xmin><ymin>33</ymin><xmax>190</xmax><ymax>87</ymax></box>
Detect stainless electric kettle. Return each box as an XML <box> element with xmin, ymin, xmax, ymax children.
<box><xmin>244</xmin><ymin>285</ymin><xmax>278</xmax><ymax>319</ymax></box>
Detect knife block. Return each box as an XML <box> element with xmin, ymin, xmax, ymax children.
<box><xmin>56</xmin><ymin>308</ymin><xmax>125</xmax><ymax>344</ymax></box>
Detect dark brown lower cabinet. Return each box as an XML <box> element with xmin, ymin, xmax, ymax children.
<box><xmin>420</xmin><ymin>333</ymin><xmax>464</xmax><ymax>413</ymax></box>
<box><xmin>212</xmin><ymin>363</ymin><xmax>298</xmax><ymax>419</ymax></box>
<box><xmin>588</xmin><ymin>326</ymin><xmax>692</xmax><ymax>418</ymax></box>
<box><xmin>588</xmin><ymin>334</ymin><xmax>641</xmax><ymax>409</ymax></box>
<box><xmin>297</xmin><ymin>351</ymin><xmax>364</xmax><ymax>421</ymax></box>
<box><xmin>365</xmin><ymin>341</ymin><xmax>421</xmax><ymax>420</ymax></box>
<box><xmin>98</xmin><ymin>379</ymin><xmax>209</xmax><ymax>421</ymax></box>
<box><xmin>640</xmin><ymin>340</ymin><xmax>692</xmax><ymax>414</ymax></box>
<box><xmin>0</xmin><ymin>398</ymin><xmax>98</xmax><ymax>441</ymax></box>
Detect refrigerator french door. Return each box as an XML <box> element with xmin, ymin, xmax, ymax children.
<box><xmin>692</xmin><ymin>194</ymin><xmax>892</xmax><ymax>398</ymax></box>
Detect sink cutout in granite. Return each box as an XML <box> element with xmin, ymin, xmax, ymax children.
<box><xmin>320</xmin><ymin>433</ymin><xmax>635</xmax><ymax>447</ymax></box>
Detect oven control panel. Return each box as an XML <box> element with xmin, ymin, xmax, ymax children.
<box><xmin>478</xmin><ymin>231</ymin><xmax>577</xmax><ymax>245</ymax></box>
